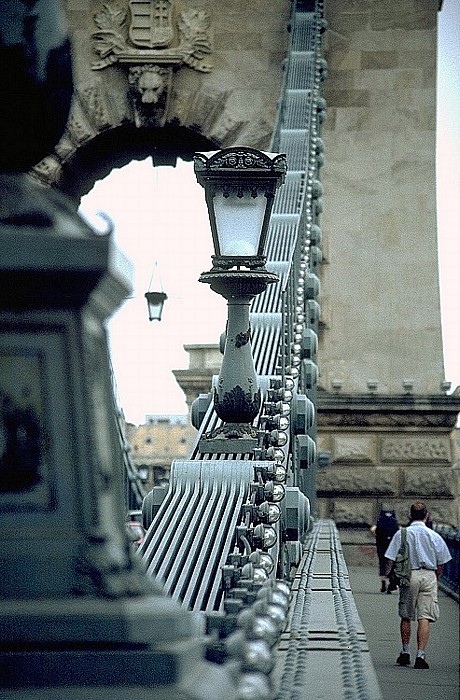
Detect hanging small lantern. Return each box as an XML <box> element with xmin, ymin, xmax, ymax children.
<box><xmin>145</xmin><ymin>262</ymin><xmax>167</xmax><ymax>321</ymax></box>
<box><xmin>145</xmin><ymin>290</ymin><xmax>167</xmax><ymax>321</ymax></box>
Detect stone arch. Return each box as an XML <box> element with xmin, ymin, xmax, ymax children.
<box><xmin>29</xmin><ymin>0</ymin><xmax>289</xmax><ymax>195</ymax></box>
<box><xmin>44</xmin><ymin>122</ymin><xmax>215</xmax><ymax>203</ymax></box>
<box><xmin>31</xmin><ymin>75</ymin><xmax>276</xmax><ymax>200</ymax></box>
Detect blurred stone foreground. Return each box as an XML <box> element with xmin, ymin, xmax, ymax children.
<box><xmin>0</xmin><ymin>2</ymin><xmax>237</xmax><ymax>697</ymax></box>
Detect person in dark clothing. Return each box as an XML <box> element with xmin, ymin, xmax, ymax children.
<box><xmin>371</xmin><ymin>507</ymin><xmax>399</xmax><ymax>593</ymax></box>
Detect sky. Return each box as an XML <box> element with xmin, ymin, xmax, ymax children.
<box><xmin>80</xmin><ymin>1</ymin><xmax>460</xmax><ymax>426</ymax></box>
<box><xmin>81</xmin><ymin>160</ymin><xmax>227</xmax><ymax>423</ymax></box>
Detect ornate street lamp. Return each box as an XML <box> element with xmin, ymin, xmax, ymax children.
<box><xmin>194</xmin><ymin>147</ymin><xmax>287</xmax><ymax>453</ymax></box>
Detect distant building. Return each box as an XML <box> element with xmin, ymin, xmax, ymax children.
<box><xmin>172</xmin><ymin>344</ymin><xmax>221</xmax><ymax>413</ymax></box>
<box><xmin>126</xmin><ymin>415</ymin><xmax>196</xmax><ymax>488</ymax></box>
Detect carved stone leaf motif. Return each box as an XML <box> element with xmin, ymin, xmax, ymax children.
<box><xmin>95</xmin><ymin>2</ymin><xmax>127</xmax><ymax>31</ymax></box>
<box><xmin>178</xmin><ymin>9</ymin><xmax>212</xmax><ymax>72</ymax></box>
<box><xmin>93</xmin><ymin>2</ymin><xmax>128</xmax><ymax>65</ymax></box>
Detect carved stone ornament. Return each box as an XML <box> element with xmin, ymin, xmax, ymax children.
<box><xmin>127</xmin><ymin>64</ymin><xmax>172</xmax><ymax>125</ymax></box>
<box><xmin>91</xmin><ymin>1</ymin><xmax>212</xmax><ymax>125</ymax></box>
<box><xmin>381</xmin><ymin>436</ymin><xmax>451</xmax><ymax>463</ymax></box>
<box><xmin>318</xmin><ymin>412</ymin><xmax>457</xmax><ymax>429</ymax></box>
<box><xmin>91</xmin><ymin>1</ymin><xmax>212</xmax><ymax>72</ymax></box>
<box><xmin>128</xmin><ymin>64</ymin><xmax>169</xmax><ymax>104</ymax></box>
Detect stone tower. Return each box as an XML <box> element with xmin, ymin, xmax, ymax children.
<box><xmin>315</xmin><ymin>0</ymin><xmax>460</xmax><ymax>558</ymax></box>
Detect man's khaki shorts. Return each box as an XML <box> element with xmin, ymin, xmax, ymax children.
<box><xmin>399</xmin><ymin>569</ymin><xmax>439</xmax><ymax>622</ymax></box>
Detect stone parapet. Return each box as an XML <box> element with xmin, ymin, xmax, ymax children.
<box><xmin>316</xmin><ymin>392</ymin><xmax>460</xmax><ymax>562</ymax></box>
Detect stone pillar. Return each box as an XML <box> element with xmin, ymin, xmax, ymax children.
<box><xmin>0</xmin><ymin>4</ymin><xmax>236</xmax><ymax>694</ymax></box>
<box><xmin>320</xmin><ymin>0</ymin><xmax>444</xmax><ymax>393</ymax></box>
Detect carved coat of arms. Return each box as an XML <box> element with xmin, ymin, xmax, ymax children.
<box><xmin>128</xmin><ymin>0</ymin><xmax>174</xmax><ymax>49</ymax></box>
<box><xmin>91</xmin><ymin>0</ymin><xmax>212</xmax><ymax>72</ymax></box>
<box><xmin>91</xmin><ymin>1</ymin><xmax>212</xmax><ymax>124</ymax></box>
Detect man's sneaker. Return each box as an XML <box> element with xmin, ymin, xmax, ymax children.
<box><xmin>414</xmin><ymin>657</ymin><xmax>429</xmax><ymax>669</ymax></box>
<box><xmin>396</xmin><ymin>652</ymin><xmax>410</xmax><ymax>666</ymax></box>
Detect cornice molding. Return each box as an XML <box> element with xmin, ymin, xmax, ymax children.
<box><xmin>317</xmin><ymin>392</ymin><xmax>460</xmax><ymax>430</ymax></box>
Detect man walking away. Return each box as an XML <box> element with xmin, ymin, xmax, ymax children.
<box><xmin>384</xmin><ymin>502</ymin><xmax>452</xmax><ymax>669</ymax></box>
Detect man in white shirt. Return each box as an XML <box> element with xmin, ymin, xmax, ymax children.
<box><xmin>385</xmin><ymin>502</ymin><xmax>452</xmax><ymax>669</ymax></box>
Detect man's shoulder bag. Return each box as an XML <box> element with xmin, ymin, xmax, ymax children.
<box><xmin>393</xmin><ymin>527</ymin><xmax>412</xmax><ymax>587</ymax></box>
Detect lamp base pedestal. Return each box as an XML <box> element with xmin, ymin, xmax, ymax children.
<box><xmin>199</xmin><ymin>435</ymin><xmax>258</xmax><ymax>454</ymax></box>
<box><xmin>198</xmin><ymin>267</ymin><xmax>278</xmax><ymax>455</ymax></box>
<box><xmin>198</xmin><ymin>422</ymin><xmax>258</xmax><ymax>455</ymax></box>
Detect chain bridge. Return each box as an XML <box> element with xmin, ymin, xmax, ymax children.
<box><xmin>121</xmin><ymin>2</ymin><xmax>384</xmax><ymax>697</ymax></box>
<box><xmin>1</xmin><ymin>1</ymin><xmax>458</xmax><ymax>699</ymax></box>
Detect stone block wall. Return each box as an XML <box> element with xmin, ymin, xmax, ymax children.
<box><xmin>316</xmin><ymin>394</ymin><xmax>460</xmax><ymax>564</ymax></box>
<box><xmin>317</xmin><ymin>430</ymin><xmax>458</xmax><ymax>523</ymax></box>
<box><xmin>319</xmin><ymin>0</ymin><xmax>445</xmax><ymax>395</ymax></box>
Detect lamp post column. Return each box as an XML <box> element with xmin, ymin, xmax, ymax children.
<box><xmin>199</xmin><ymin>268</ymin><xmax>277</xmax><ymax>453</ymax></box>
<box><xmin>217</xmin><ymin>292</ymin><xmax>257</xmax><ymax>423</ymax></box>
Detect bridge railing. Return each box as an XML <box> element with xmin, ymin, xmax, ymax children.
<box><xmin>111</xmin><ymin>361</ymin><xmax>146</xmax><ymax>510</ymax></box>
<box><xmin>433</xmin><ymin>523</ymin><xmax>460</xmax><ymax>601</ymax></box>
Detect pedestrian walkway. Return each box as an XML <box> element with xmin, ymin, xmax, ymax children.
<box><xmin>348</xmin><ymin>566</ymin><xmax>459</xmax><ymax>700</ymax></box>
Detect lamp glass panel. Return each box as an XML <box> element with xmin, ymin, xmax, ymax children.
<box><xmin>213</xmin><ymin>192</ymin><xmax>267</xmax><ymax>256</ymax></box>
<box><xmin>148</xmin><ymin>302</ymin><xmax>162</xmax><ymax>320</ymax></box>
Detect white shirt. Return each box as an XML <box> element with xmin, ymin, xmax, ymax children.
<box><xmin>385</xmin><ymin>521</ymin><xmax>452</xmax><ymax>570</ymax></box>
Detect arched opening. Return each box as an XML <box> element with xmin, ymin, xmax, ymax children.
<box><xmin>58</xmin><ymin>124</ymin><xmax>218</xmax><ymax>202</ymax></box>
<box><xmin>76</xmin><ymin>126</ymin><xmax>226</xmax><ymax>425</ymax></box>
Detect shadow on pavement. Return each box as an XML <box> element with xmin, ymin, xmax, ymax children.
<box><xmin>348</xmin><ymin>566</ymin><xmax>460</xmax><ymax>700</ymax></box>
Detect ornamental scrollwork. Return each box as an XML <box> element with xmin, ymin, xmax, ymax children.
<box><xmin>214</xmin><ymin>385</ymin><xmax>261</xmax><ymax>424</ymax></box>
<box><xmin>194</xmin><ymin>148</ymin><xmax>287</xmax><ymax>174</ymax></box>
